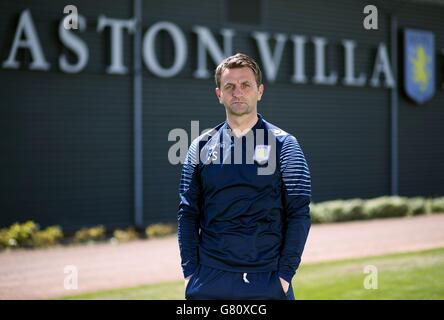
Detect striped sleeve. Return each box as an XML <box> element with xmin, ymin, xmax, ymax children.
<box><xmin>177</xmin><ymin>139</ymin><xmax>201</xmax><ymax>278</ymax></box>
<box><xmin>278</xmin><ymin>135</ymin><xmax>312</xmax><ymax>284</ymax></box>
<box><xmin>280</xmin><ymin>135</ymin><xmax>311</xmax><ymax>196</ymax></box>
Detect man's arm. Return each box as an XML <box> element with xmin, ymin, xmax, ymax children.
<box><xmin>178</xmin><ymin>139</ymin><xmax>202</xmax><ymax>279</ymax></box>
<box><xmin>278</xmin><ymin>135</ymin><xmax>312</xmax><ymax>285</ymax></box>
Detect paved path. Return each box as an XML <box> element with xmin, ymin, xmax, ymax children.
<box><xmin>1</xmin><ymin>214</ymin><xmax>444</xmax><ymax>299</ymax></box>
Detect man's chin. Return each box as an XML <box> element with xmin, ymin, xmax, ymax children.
<box><xmin>228</xmin><ymin>105</ymin><xmax>250</xmax><ymax>116</ymax></box>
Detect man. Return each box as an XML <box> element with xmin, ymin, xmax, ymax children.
<box><xmin>178</xmin><ymin>53</ymin><xmax>311</xmax><ymax>300</ymax></box>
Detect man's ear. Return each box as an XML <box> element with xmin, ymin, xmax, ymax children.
<box><xmin>257</xmin><ymin>84</ymin><xmax>264</xmax><ymax>101</ymax></box>
<box><xmin>215</xmin><ymin>87</ymin><xmax>222</xmax><ymax>104</ymax></box>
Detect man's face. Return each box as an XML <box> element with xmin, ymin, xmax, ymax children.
<box><xmin>216</xmin><ymin>67</ymin><xmax>264</xmax><ymax>116</ymax></box>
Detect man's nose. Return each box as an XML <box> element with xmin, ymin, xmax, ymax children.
<box><xmin>232</xmin><ymin>86</ymin><xmax>243</xmax><ymax>97</ymax></box>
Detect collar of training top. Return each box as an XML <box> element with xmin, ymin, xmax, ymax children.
<box><xmin>223</xmin><ymin>113</ymin><xmax>265</xmax><ymax>134</ymax></box>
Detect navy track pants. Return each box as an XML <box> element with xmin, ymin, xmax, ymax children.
<box><xmin>185</xmin><ymin>264</ymin><xmax>295</xmax><ymax>300</ymax></box>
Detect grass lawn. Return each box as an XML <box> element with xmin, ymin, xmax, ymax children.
<box><xmin>59</xmin><ymin>247</ymin><xmax>444</xmax><ymax>300</ymax></box>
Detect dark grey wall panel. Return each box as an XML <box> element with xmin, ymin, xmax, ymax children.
<box><xmin>0</xmin><ymin>0</ymin><xmax>134</xmax><ymax>231</ymax></box>
<box><xmin>397</xmin><ymin>2</ymin><xmax>444</xmax><ymax>197</ymax></box>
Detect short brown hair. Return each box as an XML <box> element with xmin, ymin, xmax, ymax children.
<box><xmin>215</xmin><ymin>53</ymin><xmax>262</xmax><ymax>88</ymax></box>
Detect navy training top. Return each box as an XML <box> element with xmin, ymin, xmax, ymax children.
<box><xmin>177</xmin><ymin>113</ymin><xmax>311</xmax><ymax>284</ymax></box>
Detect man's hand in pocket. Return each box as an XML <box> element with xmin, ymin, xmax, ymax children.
<box><xmin>184</xmin><ymin>274</ymin><xmax>193</xmax><ymax>290</ymax></box>
<box><xmin>279</xmin><ymin>277</ymin><xmax>289</xmax><ymax>294</ymax></box>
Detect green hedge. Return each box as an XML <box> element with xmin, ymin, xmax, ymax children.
<box><xmin>310</xmin><ymin>196</ymin><xmax>444</xmax><ymax>224</ymax></box>
<box><xmin>0</xmin><ymin>221</ymin><xmax>63</xmax><ymax>250</ymax></box>
<box><xmin>112</xmin><ymin>227</ymin><xmax>139</xmax><ymax>243</ymax></box>
<box><xmin>310</xmin><ymin>198</ymin><xmax>366</xmax><ymax>223</ymax></box>
<box><xmin>145</xmin><ymin>223</ymin><xmax>177</xmax><ymax>239</ymax></box>
<box><xmin>0</xmin><ymin>221</ymin><xmax>178</xmax><ymax>251</ymax></box>
<box><xmin>73</xmin><ymin>225</ymin><xmax>106</xmax><ymax>244</ymax></box>
<box><xmin>431</xmin><ymin>197</ymin><xmax>444</xmax><ymax>213</ymax></box>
